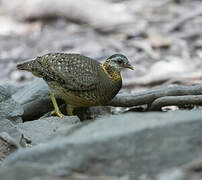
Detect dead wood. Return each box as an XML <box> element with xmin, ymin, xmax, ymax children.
<box><xmin>108</xmin><ymin>85</ymin><xmax>202</xmax><ymax>109</ymax></box>
<box><xmin>149</xmin><ymin>95</ymin><xmax>202</xmax><ymax>111</ymax></box>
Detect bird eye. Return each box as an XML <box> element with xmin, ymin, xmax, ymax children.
<box><xmin>117</xmin><ymin>59</ymin><xmax>123</xmax><ymax>64</ymax></box>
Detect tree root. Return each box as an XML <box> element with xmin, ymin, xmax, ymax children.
<box><xmin>108</xmin><ymin>84</ymin><xmax>202</xmax><ymax>111</ymax></box>
<box><xmin>149</xmin><ymin>95</ymin><xmax>202</xmax><ymax>111</ymax></box>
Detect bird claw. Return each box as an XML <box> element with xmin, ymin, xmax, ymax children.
<box><xmin>50</xmin><ymin>110</ymin><xmax>64</xmax><ymax>118</ymax></box>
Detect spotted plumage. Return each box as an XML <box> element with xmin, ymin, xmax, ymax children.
<box><xmin>17</xmin><ymin>53</ymin><xmax>133</xmax><ymax>117</ymax></box>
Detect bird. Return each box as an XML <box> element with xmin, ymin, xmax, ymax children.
<box><xmin>17</xmin><ymin>53</ymin><xmax>134</xmax><ymax>118</ymax></box>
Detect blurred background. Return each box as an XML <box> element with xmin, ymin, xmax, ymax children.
<box><xmin>0</xmin><ymin>0</ymin><xmax>202</xmax><ymax>92</ymax></box>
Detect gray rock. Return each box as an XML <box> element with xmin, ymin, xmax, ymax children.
<box><xmin>12</xmin><ymin>78</ymin><xmax>49</xmax><ymax>105</ymax></box>
<box><xmin>0</xmin><ymin>133</ymin><xmax>19</xmax><ymax>164</ymax></box>
<box><xmin>153</xmin><ymin>168</ymin><xmax>202</xmax><ymax>180</ymax></box>
<box><xmin>0</xmin><ymin>119</ymin><xmax>22</xmax><ymax>145</ymax></box>
<box><xmin>142</xmin><ymin>158</ymin><xmax>202</xmax><ymax>180</ymax></box>
<box><xmin>3</xmin><ymin>110</ymin><xmax>202</xmax><ymax>177</ymax></box>
<box><xmin>0</xmin><ymin>85</ymin><xmax>10</xmax><ymax>101</ymax></box>
<box><xmin>0</xmin><ymin>83</ymin><xmax>20</xmax><ymax>96</ymax></box>
<box><xmin>0</xmin><ymin>119</ymin><xmax>22</xmax><ymax>163</ymax></box>
<box><xmin>0</xmin><ymin>99</ymin><xmax>24</xmax><ymax>121</ymax></box>
<box><xmin>17</xmin><ymin>116</ymin><xmax>80</xmax><ymax>145</ymax></box>
<box><xmin>0</xmin><ymin>163</ymin><xmax>50</xmax><ymax>180</ymax></box>
<box><xmin>0</xmin><ymin>163</ymin><xmax>129</xmax><ymax>180</ymax></box>
<box><xmin>12</xmin><ymin>78</ymin><xmax>53</xmax><ymax>121</ymax></box>
<box><xmin>0</xmin><ymin>85</ymin><xmax>24</xmax><ymax>122</ymax></box>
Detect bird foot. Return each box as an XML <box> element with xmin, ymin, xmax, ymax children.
<box><xmin>50</xmin><ymin>110</ymin><xmax>64</xmax><ymax>118</ymax></box>
<box><xmin>66</xmin><ymin>106</ymin><xmax>74</xmax><ymax>116</ymax></box>
<box><xmin>50</xmin><ymin>92</ymin><xmax>64</xmax><ymax>118</ymax></box>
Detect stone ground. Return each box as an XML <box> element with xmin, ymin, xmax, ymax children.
<box><xmin>1</xmin><ymin>0</ymin><xmax>202</xmax><ymax>179</ymax></box>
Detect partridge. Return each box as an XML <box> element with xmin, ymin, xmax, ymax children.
<box><xmin>17</xmin><ymin>53</ymin><xmax>134</xmax><ymax>117</ymax></box>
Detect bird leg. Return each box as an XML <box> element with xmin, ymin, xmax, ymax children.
<box><xmin>66</xmin><ymin>105</ymin><xmax>74</xmax><ymax>116</ymax></box>
<box><xmin>50</xmin><ymin>92</ymin><xmax>64</xmax><ymax>118</ymax></box>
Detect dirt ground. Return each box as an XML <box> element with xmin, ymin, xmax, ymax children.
<box><xmin>0</xmin><ymin>0</ymin><xmax>202</xmax><ymax>92</ymax></box>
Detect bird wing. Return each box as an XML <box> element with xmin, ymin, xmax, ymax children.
<box><xmin>38</xmin><ymin>53</ymin><xmax>99</xmax><ymax>91</ymax></box>
<box><xmin>57</xmin><ymin>68</ymin><xmax>97</xmax><ymax>91</ymax></box>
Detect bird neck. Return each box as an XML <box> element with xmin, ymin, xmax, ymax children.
<box><xmin>102</xmin><ymin>62</ymin><xmax>122</xmax><ymax>81</ymax></box>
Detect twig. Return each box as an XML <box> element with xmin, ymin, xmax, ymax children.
<box><xmin>149</xmin><ymin>95</ymin><xmax>202</xmax><ymax>111</ymax></box>
<box><xmin>108</xmin><ymin>84</ymin><xmax>202</xmax><ymax>107</ymax></box>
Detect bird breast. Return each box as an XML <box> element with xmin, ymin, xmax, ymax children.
<box><xmin>96</xmin><ymin>68</ymin><xmax>122</xmax><ymax>104</ymax></box>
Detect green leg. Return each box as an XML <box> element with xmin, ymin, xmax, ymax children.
<box><xmin>50</xmin><ymin>92</ymin><xmax>64</xmax><ymax>118</ymax></box>
<box><xmin>66</xmin><ymin>105</ymin><xmax>74</xmax><ymax>116</ymax></box>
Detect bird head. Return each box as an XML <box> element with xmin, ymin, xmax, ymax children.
<box><xmin>105</xmin><ymin>54</ymin><xmax>134</xmax><ymax>72</ymax></box>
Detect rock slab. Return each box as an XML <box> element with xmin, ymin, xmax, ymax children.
<box><xmin>2</xmin><ymin>110</ymin><xmax>202</xmax><ymax>177</ymax></box>
<box><xmin>17</xmin><ymin>116</ymin><xmax>80</xmax><ymax>145</ymax></box>
<box><xmin>12</xmin><ymin>78</ymin><xmax>52</xmax><ymax>120</ymax></box>
<box><xmin>0</xmin><ymin>85</ymin><xmax>23</xmax><ymax>121</ymax></box>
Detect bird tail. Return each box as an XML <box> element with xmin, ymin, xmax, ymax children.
<box><xmin>17</xmin><ymin>59</ymin><xmax>44</xmax><ymax>78</ymax></box>
<box><xmin>16</xmin><ymin>60</ymin><xmax>35</xmax><ymax>72</ymax></box>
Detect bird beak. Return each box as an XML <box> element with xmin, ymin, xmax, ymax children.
<box><xmin>125</xmin><ymin>64</ymin><xmax>134</xmax><ymax>70</ymax></box>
